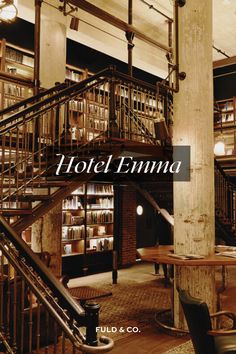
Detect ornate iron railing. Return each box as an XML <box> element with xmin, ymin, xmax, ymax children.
<box><xmin>0</xmin><ymin>66</ymin><xmax>169</xmax><ymax>213</ymax></box>
<box><xmin>215</xmin><ymin>160</ymin><xmax>236</xmax><ymax>229</ymax></box>
<box><xmin>0</xmin><ymin>66</ymin><xmax>170</xmax><ymax>352</ymax></box>
<box><xmin>0</xmin><ymin>215</ymin><xmax>114</xmax><ymax>353</ymax></box>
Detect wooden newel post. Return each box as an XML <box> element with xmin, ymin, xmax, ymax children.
<box><xmin>173</xmin><ymin>0</ymin><xmax>215</xmax><ymax>329</ymax></box>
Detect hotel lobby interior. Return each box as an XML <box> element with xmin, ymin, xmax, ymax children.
<box><xmin>1</xmin><ymin>0</ymin><xmax>236</xmax><ymax>353</ymax></box>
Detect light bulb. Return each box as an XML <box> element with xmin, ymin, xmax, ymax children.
<box><xmin>214</xmin><ymin>140</ymin><xmax>225</xmax><ymax>156</ymax></box>
<box><xmin>136</xmin><ymin>205</ymin><xmax>143</xmax><ymax>216</ymax></box>
<box><xmin>0</xmin><ymin>3</ymin><xmax>17</xmax><ymax>21</ymax></box>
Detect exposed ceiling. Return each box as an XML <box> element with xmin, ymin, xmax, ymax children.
<box><xmin>18</xmin><ymin>0</ymin><xmax>236</xmax><ymax>78</ymax></box>
<box><xmin>69</xmin><ymin>0</ymin><xmax>236</xmax><ymax>75</ymax></box>
<box><xmin>83</xmin><ymin>0</ymin><xmax>236</xmax><ymax>59</ymax></box>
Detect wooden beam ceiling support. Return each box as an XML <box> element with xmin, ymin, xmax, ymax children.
<box><xmin>69</xmin><ymin>0</ymin><xmax>171</xmax><ymax>53</ymax></box>
<box><xmin>213</xmin><ymin>55</ymin><xmax>236</xmax><ymax>69</ymax></box>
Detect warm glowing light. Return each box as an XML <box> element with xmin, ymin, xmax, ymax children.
<box><xmin>136</xmin><ymin>205</ymin><xmax>143</xmax><ymax>216</ymax></box>
<box><xmin>214</xmin><ymin>140</ymin><xmax>225</xmax><ymax>156</ymax></box>
<box><xmin>0</xmin><ymin>1</ymin><xmax>17</xmax><ymax>22</ymax></box>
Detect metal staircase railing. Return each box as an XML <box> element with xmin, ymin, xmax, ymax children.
<box><xmin>121</xmin><ymin>101</ymin><xmax>157</xmax><ymax>144</ymax></box>
<box><xmin>0</xmin><ymin>215</ymin><xmax>114</xmax><ymax>353</ymax></box>
<box><xmin>0</xmin><ymin>66</ymin><xmax>168</xmax><ymax>216</ymax></box>
<box><xmin>0</xmin><ymin>66</ymin><xmax>170</xmax><ymax>352</ymax></box>
<box><xmin>215</xmin><ymin>160</ymin><xmax>236</xmax><ymax>244</ymax></box>
<box><xmin>215</xmin><ymin>160</ymin><xmax>236</xmax><ymax>227</ymax></box>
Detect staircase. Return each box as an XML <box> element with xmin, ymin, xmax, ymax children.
<box><xmin>134</xmin><ymin>160</ymin><xmax>236</xmax><ymax>246</ymax></box>
<box><xmin>0</xmin><ymin>66</ymin><xmax>168</xmax><ymax>231</ymax></box>
<box><xmin>0</xmin><ymin>61</ymin><xmax>235</xmax><ymax>352</ymax></box>
<box><xmin>0</xmin><ymin>66</ymin><xmax>169</xmax><ymax>352</ymax></box>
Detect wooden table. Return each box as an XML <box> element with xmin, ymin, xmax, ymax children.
<box><xmin>137</xmin><ymin>245</ymin><xmax>236</xmax><ymax>335</ymax></box>
<box><xmin>137</xmin><ymin>245</ymin><xmax>236</xmax><ymax>266</ymax></box>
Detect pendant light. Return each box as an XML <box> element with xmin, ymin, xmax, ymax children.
<box><xmin>214</xmin><ymin>137</ymin><xmax>225</xmax><ymax>156</ymax></box>
<box><xmin>214</xmin><ymin>105</ymin><xmax>225</xmax><ymax>156</ymax></box>
<box><xmin>0</xmin><ymin>0</ymin><xmax>17</xmax><ymax>22</ymax></box>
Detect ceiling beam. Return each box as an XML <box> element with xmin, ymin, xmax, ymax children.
<box><xmin>213</xmin><ymin>55</ymin><xmax>236</xmax><ymax>69</ymax></box>
<box><xmin>69</xmin><ymin>0</ymin><xmax>171</xmax><ymax>53</ymax></box>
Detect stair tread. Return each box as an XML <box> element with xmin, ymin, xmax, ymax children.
<box><xmin>0</xmin><ymin>209</ymin><xmax>32</xmax><ymax>215</ymax></box>
<box><xmin>3</xmin><ymin>195</ymin><xmax>51</xmax><ymax>201</ymax></box>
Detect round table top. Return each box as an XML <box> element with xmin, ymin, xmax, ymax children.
<box><xmin>137</xmin><ymin>245</ymin><xmax>236</xmax><ymax>266</ymax></box>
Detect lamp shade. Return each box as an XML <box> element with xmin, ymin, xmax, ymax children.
<box><xmin>0</xmin><ymin>1</ymin><xmax>17</xmax><ymax>21</ymax></box>
<box><xmin>214</xmin><ymin>140</ymin><xmax>225</xmax><ymax>156</ymax></box>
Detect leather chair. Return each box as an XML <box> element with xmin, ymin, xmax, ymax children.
<box><xmin>179</xmin><ymin>289</ymin><xmax>236</xmax><ymax>354</ymax></box>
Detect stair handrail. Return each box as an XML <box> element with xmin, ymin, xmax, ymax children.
<box><xmin>0</xmin><ymin>215</ymin><xmax>83</xmax><ymax>321</ymax></box>
<box><xmin>0</xmin><ymin>81</ymin><xmax>67</xmax><ymax>117</ymax></box>
<box><xmin>0</xmin><ymin>215</ymin><xmax>114</xmax><ymax>353</ymax></box>
<box><xmin>113</xmin><ymin>70</ymin><xmax>158</xmax><ymax>93</ymax></box>
<box><xmin>0</xmin><ymin>76</ymin><xmax>108</xmax><ymax>135</ymax></box>
<box><xmin>0</xmin><ymin>66</ymin><xmax>167</xmax><ymax>134</ymax></box>
<box><xmin>128</xmin><ymin>180</ymin><xmax>174</xmax><ymax>226</ymax></box>
<box><xmin>0</xmin><ymin>66</ymin><xmax>113</xmax><ymax>131</ymax></box>
<box><xmin>122</xmin><ymin>101</ymin><xmax>157</xmax><ymax>144</ymax></box>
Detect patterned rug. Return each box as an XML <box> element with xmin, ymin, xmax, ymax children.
<box><xmin>96</xmin><ymin>278</ymin><xmax>171</xmax><ymax>341</ymax></box>
<box><xmin>163</xmin><ymin>341</ymin><xmax>194</xmax><ymax>354</ymax></box>
<box><xmin>39</xmin><ymin>277</ymin><xmax>172</xmax><ymax>352</ymax></box>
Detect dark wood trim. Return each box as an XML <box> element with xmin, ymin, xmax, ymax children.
<box><xmin>0</xmin><ymin>71</ymin><xmax>33</xmax><ymax>86</ymax></box>
<box><xmin>34</xmin><ymin>0</ymin><xmax>42</xmax><ymax>93</ymax></box>
<box><xmin>213</xmin><ymin>56</ymin><xmax>236</xmax><ymax>69</ymax></box>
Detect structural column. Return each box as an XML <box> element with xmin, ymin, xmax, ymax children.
<box><xmin>39</xmin><ymin>0</ymin><xmax>66</xmax><ymax>88</ymax></box>
<box><xmin>31</xmin><ymin>205</ymin><xmax>62</xmax><ymax>277</ymax></box>
<box><xmin>173</xmin><ymin>0</ymin><xmax>215</xmax><ymax>328</ymax></box>
<box><xmin>31</xmin><ymin>0</ymin><xmax>67</xmax><ymax>276</ymax></box>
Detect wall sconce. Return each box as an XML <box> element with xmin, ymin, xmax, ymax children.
<box><xmin>214</xmin><ymin>134</ymin><xmax>225</xmax><ymax>156</ymax></box>
<box><xmin>136</xmin><ymin>205</ymin><xmax>143</xmax><ymax>216</ymax></box>
<box><xmin>70</xmin><ymin>16</ymin><xmax>79</xmax><ymax>31</ymax></box>
<box><xmin>0</xmin><ymin>0</ymin><xmax>17</xmax><ymax>22</ymax></box>
<box><xmin>214</xmin><ymin>107</ymin><xmax>225</xmax><ymax>156</ymax></box>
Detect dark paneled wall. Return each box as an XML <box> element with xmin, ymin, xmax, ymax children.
<box><xmin>214</xmin><ymin>64</ymin><xmax>236</xmax><ymax>100</ymax></box>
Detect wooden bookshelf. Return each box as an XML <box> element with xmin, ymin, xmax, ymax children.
<box><xmin>0</xmin><ymin>39</ymin><xmax>34</xmax><ymax>114</ymax></box>
<box><xmin>65</xmin><ymin>64</ymin><xmax>91</xmax><ymax>82</ymax></box>
<box><xmin>61</xmin><ymin>182</ymin><xmax>114</xmax><ymax>276</ymax></box>
<box><xmin>67</xmin><ymin>81</ymin><xmax>110</xmax><ymax>142</ymax></box>
<box><xmin>0</xmin><ymin>38</ymin><xmax>161</xmax><ymax>145</ymax></box>
<box><xmin>214</xmin><ymin>97</ymin><xmax>236</xmax><ymax>155</ymax></box>
<box><xmin>214</xmin><ymin>97</ymin><xmax>236</xmax><ymax>126</ymax></box>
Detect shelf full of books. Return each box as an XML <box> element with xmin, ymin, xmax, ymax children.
<box><xmin>0</xmin><ymin>38</ymin><xmax>34</xmax><ymax>115</ymax></box>
<box><xmin>62</xmin><ymin>182</ymin><xmax>114</xmax><ymax>258</ymax></box>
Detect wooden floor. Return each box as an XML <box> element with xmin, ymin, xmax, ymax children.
<box><xmin>69</xmin><ymin>262</ymin><xmax>236</xmax><ymax>354</ymax></box>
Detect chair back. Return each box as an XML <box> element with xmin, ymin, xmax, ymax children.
<box><xmin>179</xmin><ymin>290</ymin><xmax>215</xmax><ymax>354</ymax></box>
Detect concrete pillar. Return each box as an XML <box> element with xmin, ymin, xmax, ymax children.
<box><xmin>31</xmin><ymin>204</ymin><xmax>62</xmax><ymax>277</ymax></box>
<box><xmin>40</xmin><ymin>0</ymin><xmax>66</xmax><ymax>88</ymax></box>
<box><xmin>173</xmin><ymin>0</ymin><xmax>215</xmax><ymax>328</ymax></box>
<box><xmin>31</xmin><ymin>1</ymin><xmax>66</xmax><ymax>276</ymax></box>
